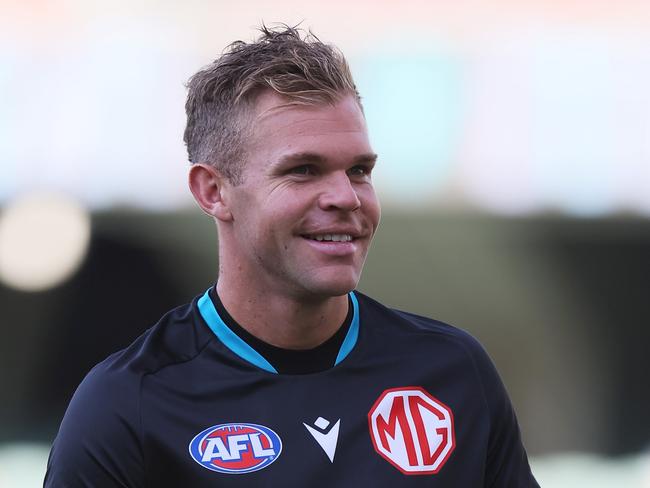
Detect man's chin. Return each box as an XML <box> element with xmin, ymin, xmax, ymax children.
<box><xmin>304</xmin><ymin>275</ymin><xmax>359</xmax><ymax>298</ymax></box>
<box><xmin>294</xmin><ymin>270</ymin><xmax>359</xmax><ymax>298</ymax></box>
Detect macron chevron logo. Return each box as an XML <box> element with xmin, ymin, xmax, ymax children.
<box><xmin>303</xmin><ymin>417</ymin><xmax>340</xmax><ymax>463</ymax></box>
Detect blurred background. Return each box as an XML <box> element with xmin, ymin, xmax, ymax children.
<box><xmin>1</xmin><ymin>0</ymin><xmax>649</xmax><ymax>485</ymax></box>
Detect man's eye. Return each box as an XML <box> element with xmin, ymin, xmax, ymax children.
<box><xmin>289</xmin><ymin>165</ymin><xmax>315</xmax><ymax>176</ymax></box>
<box><xmin>348</xmin><ymin>165</ymin><xmax>371</xmax><ymax>177</ymax></box>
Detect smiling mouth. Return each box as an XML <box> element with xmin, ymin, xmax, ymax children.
<box><xmin>302</xmin><ymin>234</ymin><xmax>354</xmax><ymax>242</ymax></box>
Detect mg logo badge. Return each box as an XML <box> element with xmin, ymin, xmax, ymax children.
<box><xmin>368</xmin><ymin>387</ymin><xmax>455</xmax><ymax>475</ymax></box>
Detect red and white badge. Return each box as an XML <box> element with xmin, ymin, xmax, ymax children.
<box><xmin>368</xmin><ymin>387</ymin><xmax>455</xmax><ymax>475</ymax></box>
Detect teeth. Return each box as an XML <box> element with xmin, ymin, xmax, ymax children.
<box><xmin>310</xmin><ymin>234</ymin><xmax>352</xmax><ymax>242</ymax></box>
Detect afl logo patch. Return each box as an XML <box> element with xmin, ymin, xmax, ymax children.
<box><xmin>368</xmin><ymin>387</ymin><xmax>455</xmax><ymax>475</ymax></box>
<box><xmin>188</xmin><ymin>423</ymin><xmax>282</xmax><ymax>474</ymax></box>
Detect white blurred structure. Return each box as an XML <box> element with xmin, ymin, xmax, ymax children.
<box><xmin>0</xmin><ymin>193</ymin><xmax>90</xmax><ymax>291</ymax></box>
<box><xmin>2</xmin><ymin>1</ymin><xmax>649</xmax><ymax>214</ymax></box>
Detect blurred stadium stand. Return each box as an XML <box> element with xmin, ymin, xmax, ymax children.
<box><xmin>1</xmin><ymin>210</ymin><xmax>648</xmax><ymax>458</ymax></box>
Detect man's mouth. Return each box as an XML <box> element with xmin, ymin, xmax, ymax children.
<box><xmin>302</xmin><ymin>234</ymin><xmax>354</xmax><ymax>242</ymax></box>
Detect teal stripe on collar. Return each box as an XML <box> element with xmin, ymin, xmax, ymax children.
<box><xmin>197</xmin><ymin>289</ymin><xmax>360</xmax><ymax>373</ymax></box>
<box><xmin>335</xmin><ymin>291</ymin><xmax>360</xmax><ymax>366</ymax></box>
<box><xmin>198</xmin><ymin>289</ymin><xmax>278</xmax><ymax>374</ymax></box>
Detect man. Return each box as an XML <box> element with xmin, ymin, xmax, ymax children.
<box><xmin>45</xmin><ymin>26</ymin><xmax>539</xmax><ymax>486</ymax></box>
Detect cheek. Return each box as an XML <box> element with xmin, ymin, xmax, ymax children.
<box><xmin>267</xmin><ymin>188</ymin><xmax>315</xmax><ymax>223</ymax></box>
<box><xmin>361</xmin><ymin>188</ymin><xmax>381</xmax><ymax>221</ymax></box>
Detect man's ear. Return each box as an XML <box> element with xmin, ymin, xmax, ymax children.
<box><xmin>188</xmin><ymin>163</ymin><xmax>233</xmax><ymax>221</ymax></box>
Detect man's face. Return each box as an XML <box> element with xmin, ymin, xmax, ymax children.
<box><xmin>223</xmin><ymin>91</ymin><xmax>380</xmax><ymax>299</ymax></box>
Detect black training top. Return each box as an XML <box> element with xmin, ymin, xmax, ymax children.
<box><xmin>45</xmin><ymin>289</ymin><xmax>539</xmax><ymax>487</ymax></box>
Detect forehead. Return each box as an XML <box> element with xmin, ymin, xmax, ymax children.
<box><xmin>247</xmin><ymin>91</ymin><xmax>370</xmax><ymax>155</ymax></box>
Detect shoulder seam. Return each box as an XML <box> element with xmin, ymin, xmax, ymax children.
<box><xmin>439</xmin><ymin>333</ymin><xmax>493</xmax><ymax>440</ymax></box>
<box><xmin>377</xmin><ymin>303</ymin><xmax>494</xmax><ymax>436</ymax></box>
<box><xmin>392</xmin><ymin>308</ymin><xmax>472</xmax><ymax>340</ymax></box>
<box><xmin>138</xmin><ymin>335</ymin><xmax>215</xmax><ymax>486</ymax></box>
<box><xmin>143</xmin><ymin>335</ymin><xmax>216</xmax><ymax>378</ymax></box>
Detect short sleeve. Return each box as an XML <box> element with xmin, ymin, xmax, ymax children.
<box><xmin>44</xmin><ymin>362</ymin><xmax>145</xmax><ymax>487</ymax></box>
<box><xmin>468</xmin><ymin>339</ymin><xmax>540</xmax><ymax>488</ymax></box>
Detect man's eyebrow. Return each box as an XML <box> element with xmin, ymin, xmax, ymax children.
<box><xmin>276</xmin><ymin>152</ymin><xmax>378</xmax><ymax>166</ymax></box>
<box><xmin>277</xmin><ymin>152</ymin><xmax>326</xmax><ymax>166</ymax></box>
<box><xmin>353</xmin><ymin>153</ymin><xmax>378</xmax><ymax>165</ymax></box>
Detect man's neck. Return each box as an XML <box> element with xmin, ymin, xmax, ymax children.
<box><xmin>215</xmin><ymin>279</ymin><xmax>349</xmax><ymax>350</ymax></box>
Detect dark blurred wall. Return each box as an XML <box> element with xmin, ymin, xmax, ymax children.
<box><xmin>1</xmin><ymin>210</ymin><xmax>648</xmax><ymax>455</ymax></box>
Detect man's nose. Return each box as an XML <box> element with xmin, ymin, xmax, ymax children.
<box><xmin>318</xmin><ymin>172</ymin><xmax>361</xmax><ymax>212</ymax></box>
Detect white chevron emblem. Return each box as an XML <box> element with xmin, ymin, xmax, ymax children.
<box><xmin>303</xmin><ymin>417</ymin><xmax>340</xmax><ymax>463</ymax></box>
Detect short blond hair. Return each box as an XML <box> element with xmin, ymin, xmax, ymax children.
<box><xmin>183</xmin><ymin>24</ymin><xmax>360</xmax><ymax>183</ymax></box>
